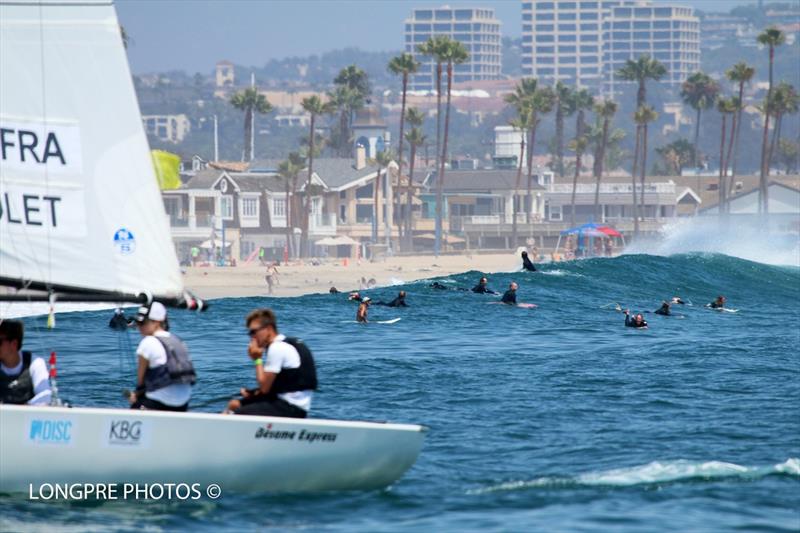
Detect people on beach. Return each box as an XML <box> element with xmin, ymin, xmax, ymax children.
<box><xmin>472</xmin><ymin>277</ymin><xmax>499</xmax><ymax>294</ymax></box>
<box><xmin>357</xmin><ymin>297</ymin><xmax>371</xmax><ymax>323</ymax></box>
<box><xmin>0</xmin><ymin>319</ymin><xmax>52</xmax><ymax>405</ymax></box>
<box><xmin>521</xmin><ymin>251</ymin><xmax>537</xmax><ymax>272</ymax></box>
<box><xmin>130</xmin><ymin>302</ymin><xmax>196</xmax><ymax>412</ymax></box>
<box><xmin>709</xmin><ymin>295</ymin><xmax>726</xmax><ymax>309</ymax></box>
<box><xmin>654</xmin><ymin>301</ymin><xmax>671</xmax><ymax>316</ymax></box>
<box><xmin>501</xmin><ymin>282</ymin><xmax>518</xmax><ymax>305</ymax></box>
<box><xmin>624</xmin><ymin>309</ymin><xmax>648</xmax><ymax>328</ymax></box>
<box><xmin>374</xmin><ymin>291</ymin><xmax>408</xmax><ymax>307</ymax></box>
<box><xmin>224</xmin><ymin>308</ymin><xmax>316</xmax><ymax>418</ymax></box>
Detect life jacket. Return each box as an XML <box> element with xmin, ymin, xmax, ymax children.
<box><xmin>143</xmin><ymin>334</ymin><xmax>196</xmax><ymax>392</ymax></box>
<box><xmin>268</xmin><ymin>337</ymin><xmax>318</xmax><ymax>398</ymax></box>
<box><xmin>0</xmin><ymin>351</ymin><xmax>35</xmax><ymax>404</ymax></box>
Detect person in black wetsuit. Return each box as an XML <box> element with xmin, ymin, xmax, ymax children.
<box><xmin>654</xmin><ymin>301</ymin><xmax>671</xmax><ymax>316</ymax></box>
<box><xmin>348</xmin><ymin>291</ymin><xmax>363</xmax><ymax>302</ymax></box>
<box><xmin>501</xmin><ymin>282</ymin><xmax>518</xmax><ymax>305</ymax></box>
<box><xmin>671</xmin><ymin>296</ymin><xmax>686</xmax><ymax>305</ymax></box>
<box><xmin>709</xmin><ymin>295</ymin><xmax>726</xmax><ymax>309</ymax></box>
<box><xmin>472</xmin><ymin>277</ymin><xmax>499</xmax><ymax>294</ymax></box>
<box><xmin>430</xmin><ymin>281</ymin><xmax>449</xmax><ymax>290</ymax></box>
<box><xmin>374</xmin><ymin>291</ymin><xmax>409</xmax><ymax>307</ymax></box>
<box><xmin>521</xmin><ymin>251</ymin><xmax>537</xmax><ymax>272</ymax></box>
<box><xmin>329</xmin><ymin>287</ymin><xmax>340</xmax><ymax>294</ymax></box>
<box><xmin>109</xmin><ymin>308</ymin><xmax>133</xmax><ymax>330</ymax></box>
<box><xmin>624</xmin><ymin>309</ymin><xmax>648</xmax><ymax>328</ymax></box>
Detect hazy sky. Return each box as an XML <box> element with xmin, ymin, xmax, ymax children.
<box><xmin>116</xmin><ymin>0</ymin><xmax>761</xmax><ymax>74</ymax></box>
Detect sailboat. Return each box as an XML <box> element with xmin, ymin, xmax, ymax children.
<box><xmin>0</xmin><ymin>0</ymin><xmax>425</xmax><ymax>493</ymax></box>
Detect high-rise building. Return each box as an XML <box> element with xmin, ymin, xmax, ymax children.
<box><xmin>521</xmin><ymin>1</ymin><xmax>699</xmax><ymax>95</ymax></box>
<box><xmin>405</xmin><ymin>6</ymin><xmax>502</xmax><ymax>92</ymax></box>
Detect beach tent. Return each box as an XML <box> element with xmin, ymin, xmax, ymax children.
<box><xmin>315</xmin><ymin>236</ymin><xmax>360</xmax><ymax>246</ymax></box>
<box><xmin>554</xmin><ymin>223</ymin><xmax>624</xmax><ymax>258</ymax></box>
<box><xmin>199</xmin><ymin>239</ymin><xmax>232</xmax><ymax>249</ymax></box>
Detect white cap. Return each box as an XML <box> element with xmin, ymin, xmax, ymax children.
<box><xmin>136</xmin><ymin>301</ymin><xmax>167</xmax><ymax>322</ymax></box>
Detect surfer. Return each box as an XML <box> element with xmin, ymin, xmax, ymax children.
<box><xmin>357</xmin><ymin>297</ymin><xmax>371</xmax><ymax>323</ymax></box>
<box><xmin>329</xmin><ymin>287</ymin><xmax>340</xmax><ymax>294</ymax></box>
<box><xmin>671</xmin><ymin>296</ymin><xmax>686</xmax><ymax>305</ymax></box>
<box><xmin>348</xmin><ymin>291</ymin><xmax>363</xmax><ymax>302</ymax></box>
<box><xmin>654</xmin><ymin>301</ymin><xmax>671</xmax><ymax>316</ymax></box>
<box><xmin>472</xmin><ymin>277</ymin><xmax>499</xmax><ymax>295</ymax></box>
<box><xmin>501</xmin><ymin>282</ymin><xmax>518</xmax><ymax>305</ymax></box>
<box><xmin>624</xmin><ymin>309</ymin><xmax>648</xmax><ymax>328</ymax></box>
<box><xmin>130</xmin><ymin>302</ymin><xmax>196</xmax><ymax>411</ymax></box>
<box><xmin>521</xmin><ymin>251</ymin><xmax>537</xmax><ymax>272</ymax></box>
<box><xmin>708</xmin><ymin>295</ymin><xmax>726</xmax><ymax>309</ymax></box>
<box><xmin>0</xmin><ymin>320</ymin><xmax>52</xmax><ymax>405</ymax></box>
<box><xmin>430</xmin><ymin>281</ymin><xmax>449</xmax><ymax>290</ymax></box>
<box><xmin>374</xmin><ymin>291</ymin><xmax>408</xmax><ymax>307</ymax></box>
<box><xmin>225</xmin><ymin>308</ymin><xmax>316</xmax><ymax>418</ymax></box>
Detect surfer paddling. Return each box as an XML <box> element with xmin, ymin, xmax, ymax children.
<box><xmin>472</xmin><ymin>277</ymin><xmax>499</xmax><ymax>295</ymax></box>
<box><xmin>708</xmin><ymin>295</ymin><xmax>726</xmax><ymax>309</ymax></box>
<box><xmin>624</xmin><ymin>309</ymin><xmax>648</xmax><ymax>328</ymax></box>
<box><xmin>374</xmin><ymin>291</ymin><xmax>408</xmax><ymax>307</ymax></box>
<box><xmin>654</xmin><ymin>301</ymin><xmax>671</xmax><ymax>316</ymax></box>
<box><xmin>225</xmin><ymin>308</ymin><xmax>317</xmax><ymax>418</ymax></box>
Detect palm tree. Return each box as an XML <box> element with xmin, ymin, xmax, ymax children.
<box><xmin>388</xmin><ymin>53</ymin><xmax>420</xmax><ymax>175</ymax></box>
<box><xmin>725</xmin><ymin>62</ymin><xmax>755</xmax><ymax>191</ymax></box>
<box><xmin>370</xmin><ymin>150</ymin><xmax>396</xmax><ymax>249</ymax></box>
<box><xmin>508</xmin><ymin>114</ymin><xmax>530</xmax><ymax>247</ymax></box>
<box><xmin>327</xmin><ymin>85</ymin><xmax>363</xmax><ymax>157</ymax></box>
<box><xmin>717</xmin><ymin>97</ymin><xmax>736</xmax><ymax>214</ymax></box>
<box><xmin>525</xmin><ymin>86</ymin><xmax>555</xmax><ymax>223</ymax></box>
<box><xmin>569</xmin><ymin>89</ymin><xmax>594</xmax><ymax>226</ymax></box>
<box><xmin>552</xmin><ymin>81</ymin><xmax>575</xmax><ymax>178</ymax></box>
<box><xmin>634</xmin><ymin>105</ymin><xmax>658</xmax><ymax>229</ymax></box>
<box><xmin>681</xmin><ymin>72</ymin><xmax>721</xmax><ymax>169</ymax></box>
<box><xmin>722</xmin><ymin>97</ymin><xmax>740</xmax><ymax>211</ymax></box>
<box><xmin>417</xmin><ymin>36</ymin><xmax>450</xmax><ymax>176</ymax></box>
<box><xmin>300</xmin><ymin>95</ymin><xmax>333</xmax><ymax>254</ymax></box>
<box><xmin>593</xmin><ymin>99</ymin><xmax>619</xmax><ymax>222</ymax></box>
<box><xmin>617</xmin><ymin>55</ymin><xmax>667</xmax><ymax>108</ymax></box>
<box><xmin>757</xmin><ymin>27</ymin><xmax>785</xmax><ymax>214</ymax></box>
<box><xmin>434</xmin><ymin>38</ymin><xmax>468</xmax><ymax>255</ymax></box>
<box><xmin>404</xmin><ymin>126</ymin><xmax>427</xmax><ymax>251</ymax></box>
<box><xmin>766</xmin><ymin>82</ymin><xmax>799</xmax><ymax>170</ymax></box>
<box><xmin>278</xmin><ymin>152</ymin><xmax>305</xmax><ymax>258</ymax></box>
<box><xmin>229</xmin><ymin>87</ymin><xmax>273</xmax><ymax>162</ymax></box>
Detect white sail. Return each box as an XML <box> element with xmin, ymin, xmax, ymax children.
<box><xmin>0</xmin><ymin>0</ymin><xmax>183</xmax><ymax>299</ymax></box>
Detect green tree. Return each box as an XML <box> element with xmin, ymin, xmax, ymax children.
<box><xmin>634</xmin><ymin>105</ymin><xmax>658</xmax><ymax>230</ymax></box>
<box><xmin>388</xmin><ymin>53</ymin><xmax>420</xmax><ymax>182</ymax></box>
<box><xmin>569</xmin><ymin>89</ymin><xmax>594</xmax><ymax>226</ymax></box>
<box><xmin>757</xmin><ymin>27</ymin><xmax>785</xmax><ymax>214</ymax></box>
<box><xmin>655</xmin><ymin>138</ymin><xmax>695</xmax><ymax>176</ymax></box>
<box><xmin>369</xmin><ymin>149</ymin><xmax>396</xmax><ymax>247</ymax></box>
<box><xmin>277</xmin><ymin>152</ymin><xmax>305</xmax><ymax>258</ymax></box>
<box><xmin>552</xmin><ymin>81</ymin><xmax>575</xmax><ymax>178</ymax></box>
<box><xmin>716</xmin><ymin>98</ymin><xmax>737</xmax><ymax>214</ymax></box>
<box><xmin>681</xmin><ymin>71</ymin><xmax>721</xmax><ymax>169</ymax></box>
<box><xmin>508</xmin><ymin>113</ymin><xmax>531</xmax><ymax>247</ymax></box>
<box><xmin>593</xmin><ymin>99</ymin><xmax>619</xmax><ymax>221</ymax></box>
<box><xmin>403</xmin><ymin>107</ymin><xmax>426</xmax><ymax>250</ymax></box>
<box><xmin>331</xmin><ymin>65</ymin><xmax>370</xmax><ymax>156</ymax></box>
<box><xmin>417</xmin><ymin>36</ymin><xmax>451</xmax><ymax>191</ymax></box>
<box><xmin>725</xmin><ymin>62</ymin><xmax>755</xmax><ymax>192</ymax></box>
<box><xmin>766</xmin><ymin>82</ymin><xmax>799</xmax><ymax>170</ymax></box>
<box><xmin>568</xmin><ymin>135</ymin><xmax>589</xmax><ymax>227</ymax></box>
<box><xmin>229</xmin><ymin>87</ymin><xmax>274</xmax><ymax>162</ymax></box>
<box><xmin>300</xmin><ymin>95</ymin><xmax>333</xmax><ymax>254</ymax></box>
<box><xmin>776</xmin><ymin>139</ymin><xmax>800</xmax><ymax>174</ymax></box>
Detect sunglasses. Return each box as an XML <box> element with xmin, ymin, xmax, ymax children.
<box><xmin>248</xmin><ymin>325</ymin><xmax>269</xmax><ymax>337</ymax></box>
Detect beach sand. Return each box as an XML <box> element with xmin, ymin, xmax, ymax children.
<box><xmin>184</xmin><ymin>252</ymin><xmax>526</xmax><ymax>299</ymax></box>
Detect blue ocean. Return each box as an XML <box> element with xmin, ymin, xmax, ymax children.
<box><xmin>3</xmin><ymin>253</ymin><xmax>799</xmax><ymax>531</ymax></box>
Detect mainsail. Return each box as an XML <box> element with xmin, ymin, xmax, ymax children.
<box><xmin>0</xmin><ymin>0</ymin><xmax>187</xmax><ymax>304</ymax></box>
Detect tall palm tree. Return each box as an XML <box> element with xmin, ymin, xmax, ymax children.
<box><xmin>404</xmin><ymin>127</ymin><xmax>427</xmax><ymax>251</ymax></box>
<box><xmin>388</xmin><ymin>53</ymin><xmax>420</xmax><ymax>176</ymax></box>
<box><xmin>370</xmin><ymin>150</ymin><xmax>396</xmax><ymax>249</ymax></box>
<box><xmin>756</xmin><ymin>27</ymin><xmax>785</xmax><ymax>214</ymax></box>
<box><xmin>723</xmin><ymin>97</ymin><xmax>740</xmax><ymax>212</ymax></box>
<box><xmin>552</xmin><ymin>81</ymin><xmax>575</xmax><ymax>178</ymax></box>
<box><xmin>766</xmin><ymin>82</ymin><xmax>799</xmax><ymax>170</ymax></box>
<box><xmin>300</xmin><ymin>95</ymin><xmax>333</xmax><ymax>255</ymax></box>
<box><xmin>508</xmin><ymin>114</ymin><xmax>530</xmax><ymax>247</ymax></box>
<box><xmin>417</xmin><ymin>36</ymin><xmax>450</xmax><ymax>175</ymax></box>
<box><xmin>569</xmin><ymin>89</ymin><xmax>594</xmax><ymax>226</ymax></box>
<box><xmin>229</xmin><ymin>87</ymin><xmax>273</xmax><ymax>162</ymax></box>
<box><xmin>278</xmin><ymin>152</ymin><xmax>305</xmax><ymax>258</ymax></box>
<box><xmin>327</xmin><ymin>85</ymin><xmax>363</xmax><ymax>157</ymax></box>
<box><xmin>634</xmin><ymin>105</ymin><xmax>658</xmax><ymax>228</ymax></box>
<box><xmin>525</xmin><ymin>86</ymin><xmax>556</xmax><ymax>223</ymax></box>
<box><xmin>593</xmin><ymin>99</ymin><xmax>619</xmax><ymax>222</ymax></box>
<box><xmin>717</xmin><ymin>97</ymin><xmax>736</xmax><ymax>215</ymax></box>
<box><xmin>681</xmin><ymin>71</ymin><xmax>721</xmax><ymax>169</ymax></box>
<box><xmin>434</xmin><ymin>38</ymin><xmax>468</xmax><ymax>255</ymax></box>
<box><xmin>725</xmin><ymin>62</ymin><xmax>755</xmax><ymax>191</ymax></box>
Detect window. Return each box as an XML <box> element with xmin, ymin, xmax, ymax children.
<box><xmin>220</xmin><ymin>196</ymin><xmax>233</xmax><ymax>219</ymax></box>
<box><xmin>356</xmin><ymin>183</ymin><xmax>373</xmax><ymax>199</ymax></box>
<box><xmin>273</xmin><ymin>198</ymin><xmax>286</xmax><ymax>217</ymax></box>
<box><xmin>523</xmin><ymin>13</ymin><xmax>532</xmax><ymax>21</ymax></box>
<box><xmin>536</xmin><ymin>45</ymin><xmax>555</xmax><ymax>53</ymax></box>
<box><xmin>612</xmin><ymin>31</ymin><xmax>628</xmax><ymax>40</ymax></box>
<box><xmin>539</xmin><ymin>56</ymin><xmax>555</xmax><ymax>64</ymax></box>
<box><xmin>549</xmin><ymin>204</ymin><xmax>562</xmax><ymax>221</ymax></box>
<box><xmin>242</xmin><ymin>197</ymin><xmax>258</xmax><ymax>217</ymax></box>
<box><xmin>415</xmin><ymin>10</ymin><xmax>432</xmax><ymax>20</ymax></box>
<box><xmin>455</xmin><ymin>23</ymin><xmax>470</xmax><ymax>31</ymax></box>
<box><xmin>580</xmin><ymin>55</ymin><xmax>597</xmax><ymax>63</ymax></box>
<box><xmin>558</xmin><ymin>45</ymin><xmax>576</xmax><ymax>53</ymax></box>
<box><xmin>560</xmin><ymin>67</ymin><xmax>577</xmax><ymax>76</ymax></box>
<box><xmin>356</xmin><ymin>205</ymin><xmax>373</xmax><ymax>224</ymax></box>
<box><xmin>536</xmin><ymin>12</ymin><xmax>554</xmax><ymax>20</ymax></box>
<box><xmin>634</xmin><ymin>7</ymin><xmax>651</xmax><ymax>17</ymax></box>
<box><xmin>414</xmin><ymin>23</ymin><xmax>431</xmax><ymax>31</ymax></box>
<box><xmin>561</xmin><ymin>55</ymin><xmax>576</xmax><ymax>63</ymax></box>
<box><xmin>523</xmin><ymin>23</ymin><xmax>532</xmax><ymax>31</ymax></box>
<box><xmin>655</xmin><ymin>7</ymin><xmax>671</xmax><ymax>17</ymax></box>
<box><xmin>558</xmin><ymin>12</ymin><xmax>576</xmax><ymax>20</ymax></box>
<box><xmin>634</xmin><ymin>21</ymin><xmax>650</xmax><ymax>29</ymax></box>
<box><xmin>581</xmin><ymin>34</ymin><xmax>598</xmax><ymax>41</ymax></box>
<box><xmin>536</xmin><ymin>34</ymin><xmax>554</xmax><ymax>42</ymax></box>
<box><xmin>613</xmin><ymin>21</ymin><xmax>630</xmax><ymax>29</ymax></box>
<box><xmin>538</xmin><ymin>67</ymin><xmax>555</xmax><ymax>75</ymax></box>
<box><xmin>559</xmin><ymin>34</ymin><xmax>577</xmax><ymax>42</ymax></box>
<box><xmin>558</xmin><ymin>23</ymin><xmax>576</xmax><ymax>31</ymax></box>
<box><xmin>435</xmin><ymin>9</ymin><xmax>451</xmax><ymax>20</ymax></box>
<box><xmin>536</xmin><ymin>23</ymin><xmax>554</xmax><ymax>31</ymax></box>
<box><xmin>538</xmin><ymin>2</ymin><xmax>555</xmax><ymax>9</ymax></box>
<box><xmin>580</xmin><ymin>12</ymin><xmax>598</xmax><ymax>20</ymax></box>
<box><xmin>455</xmin><ymin>9</ymin><xmax>472</xmax><ymax>20</ymax></box>
<box><xmin>580</xmin><ymin>23</ymin><xmax>598</xmax><ymax>31</ymax></box>
<box><xmin>634</xmin><ymin>31</ymin><xmax>650</xmax><ymax>40</ymax></box>
<box><xmin>654</xmin><ymin>31</ymin><xmax>669</xmax><ymax>39</ymax></box>
<box><xmin>434</xmin><ymin>23</ymin><xmax>451</xmax><ymax>31</ymax></box>
<box><xmin>560</xmin><ymin>2</ymin><xmax>577</xmax><ymax>8</ymax></box>
<box><xmin>580</xmin><ymin>1</ymin><xmax>598</xmax><ymax>7</ymax></box>
<box><xmin>580</xmin><ymin>45</ymin><xmax>598</xmax><ymax>52</ymax></box>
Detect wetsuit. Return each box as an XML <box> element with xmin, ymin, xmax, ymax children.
<box><xmin>109</xmin><ymin>311</ymin><xmax>130</xmax><ymax>330</ymax></box>
<box><xmin>375</xmin><ymin>296</ymin><xmax>408</xmax><ymax>307</ymax></box>
<box><xmin>472</xmin><ymin>284</ymin><xmax>498</xmax><ymax>295</ymax></box>
<box><xmin>654</xmin><ymin>304</ymin><xmax>671</xmax><ymax>316</ymax></box>
<box><xmin>625</xmin><ymin>314</ymin><xmax>648</xmax><ymax>328</ymax></box>
<box><xmin>501</xmin><ymin>290</ymin><xmax>517</xmax><ymax>305</ymax></box>
<box><xmin>522</xmin><ymin>253</ymin><xmax>537</xmax><ymax>272</ymax></box>
<box><xmin>430</xmin><ymin>282</ymin><xmax>448</xmax><ymax>290</ymax></box>
<box><xmin>709</xmin><ymin>301</ymin><xmax>724</xmax><ymax>309</ymax></box>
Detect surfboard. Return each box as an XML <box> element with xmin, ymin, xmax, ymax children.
<box><xmin>706</xmin><ymin>305</ymin><xmax>739</xmax><ymax>313</ymax></box>
<box><xmin>376</xmin><ymin>318</ymin><xmax>402</xmax><ymax>324</ymax></box>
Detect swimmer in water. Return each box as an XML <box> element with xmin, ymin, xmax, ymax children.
<box><xmin>501</xmin><ymin>282</ymin><xmax>518</xmax><ymax>305</ymax></box>
<box><xmin>329</xmin><ymin>287</ymin><xmax>340</xmax><ymax>294</ymax></box>
<box><xmin>356</xmin><ymin>297</ymin><xmax>371</xmax><ymax>323</ymax></box>
<box><xmin>374</xmin><ymin>291</ymin><xmax>408</xmax><ymax>307</ymax></box>
<box><xmin>521</xmin><ymin>251</ymin><xmax>537</xmax><ymax>272</ymax></box>
<box><xmin>472</xmin><ymin>277</ymin><xmax>499</xmax><ymax>295</ymax></box>
<box><xmin>671</xmin><ymin>296</ymin><xmax>686</xmax><ymax>305</ymax></box>
<box><xmin>429</xmin><ymin>281</ymin><xmax>449</xmax><ymax>290</ymax></box>
<box><xmin>348</xmin><ymin>291</ymin><xmax>363</xmax><ymax>302</ymax></box>
<box><xmin>708</xmin><ymin>295</ymin><xmax>726</xmax><ymax>309</ymax></box>
<box><xmin>624</xmin><ymin>309</ymin><xmax>648</xmax><ymax>328</ymax></box>
<box><xmin>654</xmin><ymin>301</ymin><xmax>671</xmax><ymax>316</ymax></box>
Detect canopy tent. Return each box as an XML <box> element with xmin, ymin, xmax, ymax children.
<box><xmin>315</xmin><ymin>236</ymin><xmax>360</xmax><ymax>246</ymax></box>
<box><xmin>415</xmin><ymin>233</ymin><xmax>466</xmax><ymax>244</ymax></box>
<box><xmin>555</xmin><ymin>223</ymin><xmax>625</xmax><ymax>259</ymax></box>
<box><xmin>199</xmin><ymin>239</ymin><xmax>232</xmax><ymax>249</ymax></box>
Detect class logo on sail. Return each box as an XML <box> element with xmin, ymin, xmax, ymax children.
<box><xmin>113</xmin><ymin>228</ymin><xmax>136</xmax><ymax>255</ymax></box>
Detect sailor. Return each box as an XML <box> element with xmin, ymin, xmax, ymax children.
<box><xmin>521</xmin><ymin>250</ymin><xmax>537</xmax><ymax>272</ymax></box>
<box><xmin>0</xmin><ymin>320</ymin><xmax>52</xmax><ymax>405</ymax></box>
<box><xmin>225</xmin><ymin>308</ymin><xmax>316</xmax><ymax>418</ymax></box>
<box><xmin>709</xmin><ymin>295</ymin><xmax>726</xmax><ymax>309</ymax></box>
<box><xmin>374</xmin><ymin>291</ymin><xmax>408</xmax><ymax>307</ymax></box>
<box><xmin>357</xmin><ymin>297</ymin><xmax>371</xmax><ymax>323</ymax></box>
<box><xmin>129</xmin><ymin>302</ymin><xmax>195</xmax><ymax>411</ymax></box>
<box><xmin>654</xmin><ymin>301</ymin><xmax>671</xmax><ymax>316</ymax></box>
<box><xmin>108</xmin><ymin>308</ymin><xmax>132</xmax><ymax>330</ymax></box>
<box><xmin>472</xmin><ymin>277</ymin><xmax>498</xmax><ymax>294</ymax></box>
<box><xmin>624</xmin><ymin>309</ymin><xmax>648</xmax><ymax>328</ymax></box>
<box><xmin>501</xmin><ymin>282</ymin><xmax>518</xmax><ymax>305</ymax></box>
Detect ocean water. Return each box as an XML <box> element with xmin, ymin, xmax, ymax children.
<box><xmin>2</xmin><ymin>253</ymin><xmax>799</xmax><ymax>531</ymax></box>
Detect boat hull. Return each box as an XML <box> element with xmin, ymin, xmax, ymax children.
<box><xmin>0</xmin><ymin>405</ymin><xmax>426</xmax><ymax>493</ymax></box>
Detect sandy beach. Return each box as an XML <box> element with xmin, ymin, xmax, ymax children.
<box><xmin>184</xmin><ymin>252</ymin><xmax>526</xmax><ymax>299</ymax></box>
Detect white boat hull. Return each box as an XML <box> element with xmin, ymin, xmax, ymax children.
<box><xmin>0</xmin><ymin>405</ymin><xmax>426</xmax><ymax>493</ymax></box>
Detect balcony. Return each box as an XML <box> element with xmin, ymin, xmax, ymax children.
<box><xmin>309</xmin><ymin>213</ymin><xmax>337</xmax><ymax>236</ymax></box>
